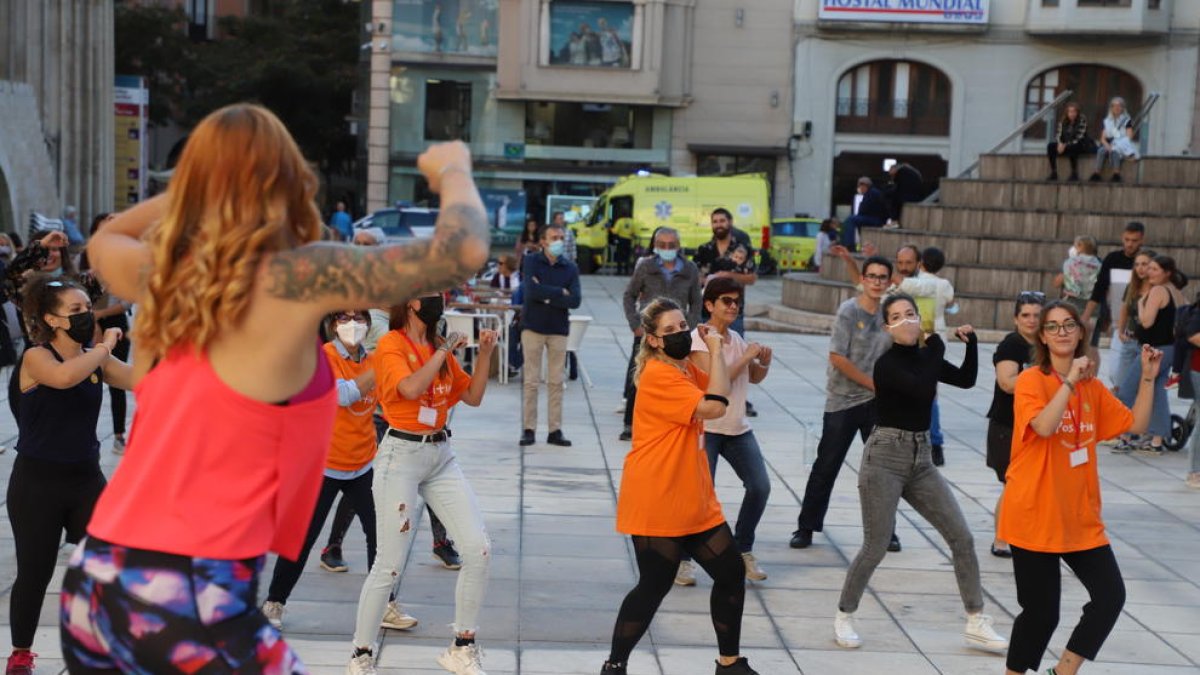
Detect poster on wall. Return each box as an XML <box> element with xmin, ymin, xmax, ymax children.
<box><xmin>546</xmin><ymin>195</ymin><xmax>598</xmax><ymax>228</ymax></box>
<box><xmin>818</xmin><ymin>0</ymin><xmax>989</xmax><ymax>26</ymax></box>
<box><xmin>548</xmin><ymin>1</ymin><xmax>634</xmax><ymax>68</ymax></box>
<box><xmin>114</xmin><ymin>75</ymin><xmax>147</xmax><ymax>210</ymax></box>
<box><xmin>393</xmin><ymin>0</ymin><xmax>499</xmax><ymax>56</ymax></box>
<box><xmin>479</xmin><ymin>188</ymin><xmax>527</xmax><ymax>232</ymax></box>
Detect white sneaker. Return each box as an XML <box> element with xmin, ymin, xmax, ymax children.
<box><xmin>1186</xmin><ymin>472</ymin><xmax>1200</xmax><ymax>489</ymax></box>
<box><xmin>346</xmin><ymin>650</ymin><xmax>377</xmax><ymax>675</ymax></box>
<box><xmin>964</xmin><ymin>612</ymin><xmax>1009</xmax><ymax>652</ymax></box>
<box><xmin>381</xmin><ymin>601</ymin><xmax>418</xmax><ymax>630</ymax></box>
<box><xmin>674</xmin><ymin>560</ymin><xmax>697</xmax><ymax>586</ymax></box>
<box><xmin>742</xmin><ymin>552</ymin><xmax>768</xmax><ymax>581</ymax></box>
<box><xmin>261</xmin><ymin>600</ymin><xmax>284</xmax><ymax>630</ymax></box>
<box><xmin>437</xmin><ymin>643</ymin><xmax>487</xmax><ymax>675</ymax></box>
<box><xmin>834</xmin><ymin>610</ymin><xmax>862</xmax><ymax>648</ymax></box>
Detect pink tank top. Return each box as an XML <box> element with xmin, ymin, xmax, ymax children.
<box><xmin>88</xmin><ymin>345</ymin><xmax>336</xmax><ymax>561</ymax></box>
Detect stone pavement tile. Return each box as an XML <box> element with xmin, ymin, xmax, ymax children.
<box><xmin>517</xmin><ymin>643</ymin><xmax>660</xmax><ymax>674</ymax></box>
<box><xmin>893</xmin><ymin>619</ymin><xmax>1013</xmax><ymax>657</ymax></box>
<box><xmin>375</xmin><ymin>638</ymin><xmax>517</xmax><ymax>672</ymax></box>
<box><xmin>756</xmin><ymin>588</ymin><xmax>886</xmax><ymax>620</ymax></box>
<box><xmin>517</xmin><ymin>607</ymin><xmax>623</xmax><ymax>643</ymax></box>
<box><xmin>1080</xmin><ymin>628</ymin><xmax>1193</xmax><ymax>667</ymax></box>
<box><xmin>520</xmin><ymin>555</ymin><xmax>630</xmax><ymax>584</ymax></box>
<box><xmin>1159</xmin><ymin>632</ymin><xmax>1200</xmax><ymax>664</ymax></box>
<box><xmin>786</xmin><ymin>649</ymin><xmax>937</xmax><ymax>674</ymax></box>
<box><xmin>1122</xmin><ymin>579</ymin><xmax>1200</xmax><ymax>607</ymax></box>
<box><xmin>656</xmin><ymin>645</ymin><xmax>799</xmax><ymax>674</ymax></box>
<box><xmin>926</xmin><ymin>652</ymin><xmax>1029</xmax><ymax>675</ymax></box>
<box><xmin>776</xmin><ymin>616</ymin><xmax>918</xmax><ymax>653</ymax></box>
<box><xmin>518</xmin><ymin>579</ymin><xmax>634</xmax><ymax>611</ymax></box>
<box><xmin>1122</xmin><ymin>603</ymin><xmax>1200</xmax><ymax>635</ymax></box>
<box><xmin>648</xmin><ymin>612</ymin><xmax>783</xmax><ymax>650</ymax></box>
<box><xmin>520</xmin><ymin>532</ymin><xmax>629</xmax><ymax>559</ymax></box>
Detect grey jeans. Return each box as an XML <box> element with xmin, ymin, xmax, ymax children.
<box><xmin>838</xmin><ymin>427</ymin><xmax>984</xmax><ymax>614</ymax></box>
<box><xmin>1190</xmin><ymin>371</ymin><xmax>1200</xmax><ymax>474</ymax></box>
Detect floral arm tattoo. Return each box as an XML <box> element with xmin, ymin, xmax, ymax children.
<box><xmin>264</xmin><ymin>202</ymin><xmax>489</xmax><ymax>306</ymax></box>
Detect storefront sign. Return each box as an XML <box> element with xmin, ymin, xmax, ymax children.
<box><xmin>114</xmin><ymin>75</ymin><xmax>148</xmax><ymax>209</ymax></box>
<box><xmin>819</xmin><ymin>0</ymin><xmax>989</xmax><ymax>25</ymax></box>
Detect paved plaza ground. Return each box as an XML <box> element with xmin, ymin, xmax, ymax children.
<box><xmin>2</xmin><ymin>275</ymin><xmax>1198</xmax><ymax>674</ymax></box>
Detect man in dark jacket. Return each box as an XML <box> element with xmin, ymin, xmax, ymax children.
<box><xmin>884</xmin><ymin>162</ymin><xmax>925</xmax><ymax>225</ymax></box>
<box><xmin>520</xmin><ymin>223</ymin><xmax>582</xmax><ymax>447</ymax></box>
<box><xmin>841</xmin><ymin>177</ymin><xmax>888</xmax><ymax>252</ymax></box>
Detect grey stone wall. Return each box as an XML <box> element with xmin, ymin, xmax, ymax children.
<box><xmin>0</xmin><ymin>81</ymin><xmax>60</xmax><ymax>237</ymax></box>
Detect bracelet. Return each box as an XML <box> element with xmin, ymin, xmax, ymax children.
<box><xmin>1141</xmin><ymin>378</ymin><xmax>1154</xmax><ymax>383</ymax></box>
<box><xmin>704</xmin><ymin>394</ymin><xmax>730</xmax><ymax>406</ymax></box>
<box><xmin>1063</xmin><ymin>380</ymin><xmax>1075</xmax><ymax>393</ymax></box>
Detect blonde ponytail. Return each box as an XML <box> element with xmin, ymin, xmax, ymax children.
<box><xmin>632</xmin><ymin>297</ymin><xmax>682</xmax><ymax>383</ymax></box>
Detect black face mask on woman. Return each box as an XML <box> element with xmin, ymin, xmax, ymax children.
<box><xmin>659</xmin><ymin>330</ymin><xmax>693</xmax><ymax>361</ymax></box>
<box><xmin>414</xmin><ymin>296</ymin><xmax>444</xmax><ymax>327</ymax></box>
<box><xmin>58</xmin><ymin>310</ymin><xmax>96</xmax><ymax>345</ymax></box>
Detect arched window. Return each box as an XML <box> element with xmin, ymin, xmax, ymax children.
<box><xmin>836</xmin><ymin>60</ymin><xmax>951</xmax><ymax>136</ymax></box>
<box><xmin>1025</xmin><ymin>64</ymin><xmax>1143</xmax><ymax>139</ymax></box>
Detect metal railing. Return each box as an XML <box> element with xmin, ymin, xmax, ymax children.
<box><xmin>922</xmin><ymin>89</ymin><xmax>1073</xmax><ymax>204</ymax></box>
<box><xmin>1132</xmin><ymin>91</ymin><xmax>1161</xmax><ymax>158</ymax></box>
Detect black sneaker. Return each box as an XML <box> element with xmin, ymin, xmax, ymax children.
<box><xmin>931</xmin><ymin>444</ymin><xmax>945</xmax><ymax>466</ymax></box>
<box><xmin>888</xmin><ymin>534</ymin><xmax>902</xmax><ymax>552</ymax></box>
<box><xmin>1045</xmin><ymin>172</ymin><xmax>1058</xmax><ymax>181</ymax></box>
<box><xmin>547</xmin><ymin>430</ymin><xmax>573</xmax><ymax>447</ymax></box>
<box><xmin>1067</xmin><ymin>172</ymin><xmax>1080</xmax><ymax>181</ymax></box>
<box><xmin>715</xmin><ymin>657</ymin><xmax>759</xmax><ymax>674</ymax></box>
<box><xmin>1111</xmin><ymin>173</ymin><xmax>1122</xmax><ymax>183</ymax></box>
<box><xmin>619</xmin><ymin>426</ymin><xmax>632</xmax><ymax>441</ymax></box>
<box><xmin>320</xmin><ymin>546</ymin><xmax>348</xmax><ymax>573</ymax></box>
<box><xmin>519</xmin><ymin>429</ymin><xmax>535</xmax><ymax>446</ymax></box>
<box><xmin>745</xmin><ymin>401</ymin><xmax>758</xmax><ymax>418</ymax></box>
<box><xmin>433</xmin><ymin>540</ymin><xmax>463</xmax><ymax>570</ymax></box>
<box><xmin>601</xmin><ymin>662</ymin><xmax>627</xmax><ymax>675</ymax></box>
<box><xmin>789</xmin><ymin>529</ymin><xmax>813</xmax><ymax>549</ymax></box>
<box><xmin>1088</xmin><ymin>173</ymin><xmax>1102</xmax><ymax>182</ymax></box>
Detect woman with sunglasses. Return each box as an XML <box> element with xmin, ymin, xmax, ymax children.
<box><xmin>834</xmin><ymin>293</ymin><xmax>1008</xmax><ymax>654</ymax></box>
<box><xmin>999</xmin><ymin>302</ymin><xmax>1159</xmax><ymax>675</ymax></box>
<box><xmin>348</xmin><ymin>294</ymin><xmax>497</xmax><ymax>675</ymax></box>
<box><xmin>604</xmin><ymin>297</ymin><xmax>757</xmax><ymax>675</ymax></box>
<box><xmin>64</xmin><ymin>105</ymin><xmax>488</xmax><ymax>672</ymax></box>
<box><xmin>6</xmin><ymin>276</ymin><xmax>130</xmax><ymax>675</ymax></box>
<box><xmin>260</xmin><ymin>310</ymin><xmax>397</xmax><ymax>631</ymax></box>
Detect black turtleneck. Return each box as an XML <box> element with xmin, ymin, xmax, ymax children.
<box><xmin>873</xmin><ymin>333</ymin><xmax>978</xmax><ymax>432</ymax></box>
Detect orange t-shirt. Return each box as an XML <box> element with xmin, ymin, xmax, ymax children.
<box><xmin>375</xmin><ymin>330</ymin><xmax>471</xmax><ymax>433</ymax></box>
<box><xmin>616</xmin><ymin>359</ymin><xmax>725</xmax><ymax>537</ymax></box>
<box><xmin>998</xmin><ymin>368</ymin><xmax>1132</xmax><ymax>553</ymax></box>
<box><xmin>323</xmin><ymin>342</ymin><xmax>378</xmax><ymax>472</ymax></box>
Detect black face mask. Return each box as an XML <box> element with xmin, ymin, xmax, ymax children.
<box><xmin>59</xmin><ymin>310</ymin><xmax>96</xmax><ymax>345</ymax></box>
<box><xmin>659</xmin><ymin>331</ymin><xmax>693</xmax><ymax>360</ymax></box>
<box><xmin>414</xmin><ymin>296</ymin><xmax>444</xmax><ymax>327</ymax></box>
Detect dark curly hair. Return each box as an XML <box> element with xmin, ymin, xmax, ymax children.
<box><xmin>22</xmin><ymin>274</ymin><xmax>87</xmax><ymax>344</ymax></box>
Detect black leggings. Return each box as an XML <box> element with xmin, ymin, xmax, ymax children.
<box><xmin>1007</xmin><ymin>544</ymin><xmax>1125</xmax><ymax>673</ymax></box>
<box><xmin>1046</xmin><ymin>140</ymin><xmax>1091</xmax><ymax>176</ymax></box>
<box><xmin>108</xmin><ymin>337</ymin><xmax>130</xmax><ymax>435</ymax></box>
<box><xmin>6</xmin><ymin>454</ymin><xmax>105</xmax><ymax>649</ymax></box>
<box><xmin>608</xmin><ymin>523</ymin><xmax>745</xmax><ymax>664</ymax></box>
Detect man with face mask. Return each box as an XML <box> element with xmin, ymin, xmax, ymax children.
<box><xmin>520</xmin><ymin>223</ymin><xmax>582</xmax><ymax>447</ymax></box>
<box><xmin>618</xmin><ymin>227</ymin><xmax>701</xmax><ymax>440</ymax></box>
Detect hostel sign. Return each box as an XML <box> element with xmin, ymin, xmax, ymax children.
<box><xmin>819</xmin><ymin>0</ymin><xmax>989</xmax><ymax>26</ymax></box>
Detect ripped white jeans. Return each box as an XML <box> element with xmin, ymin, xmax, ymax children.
<box><xmin>352</xmin><ymin>435</ymin><xmax>490</xmax><ymax>648</ymax></box>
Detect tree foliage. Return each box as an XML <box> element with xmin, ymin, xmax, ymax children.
<box><xmin>115</xmin><ymin>0</ymin><xmax>360</xmax><ymax>177</ymax></box>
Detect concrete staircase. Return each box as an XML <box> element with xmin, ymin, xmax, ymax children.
<box><xmin>781</xmin><ymin>154</ymin><xmax>1200</xmax><ymax>331</ymax></box>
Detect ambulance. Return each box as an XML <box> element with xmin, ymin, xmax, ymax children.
<box><xmin>568</xmin><ymin>173</ymin><xmax>772</xmax><ymax>274</ymax></box>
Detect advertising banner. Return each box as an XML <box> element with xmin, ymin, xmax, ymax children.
<box><xmin>114</xmin><ymin>75</ymin><xmax>148</xmax><ymax>210</ymax></box>
<box><xmin>393</xmin><ymin>0</ymin><xmax>499</xmax><ymax>56</ymax></box>
<box><xmin>819</xmin><ymin>0</ymin><xmax>989</xmax><ymax>26</ymax></box>
<box><xmin>549</xmin><ymin>1</ymin><xmax>634</xmax><ymax>68</ymax></box>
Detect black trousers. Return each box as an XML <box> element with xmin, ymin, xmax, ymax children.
<box><xmin>108</xmin><ymin>337</ymin><xmax>130</xmax><ymax>435</ymax></box>
<box><xmin>796</xmin><ymin>400</ymin><xmax>875</xmax><ymax>533</ymax></box>
<box><xmin>1007</xmin><ymin>544</ymin><xmax>1125</xmax><ymax>673</ymax></box>
<box><xmin>268</xmin><ymin>470</ymin><xmax>377</xmax><ymax>604</ymax></box>
<box><xmin>7</xmin><ymin>454</ymin><xmax>106</xmax><ymax>649</ymax></box>
<box><xmin>622</xmin><ymin>335</ymin><xmax>642</xmax><ymax>428</ymax></box>
<box><xmin>1046</xmin><ymin>141</ymin><xmax>1091</xmax><ymax>176</ymax></box>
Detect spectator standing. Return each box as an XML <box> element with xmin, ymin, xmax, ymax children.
<box><xmin>1057</xmin><ymin>236</ymin><xmax>1102</xmax><ymax>314</ymax></box>
<box><xmin>1089</xmin><ymin>96</ymin><xmax>1138</xmax><ymax>183</ymax></box>
<box><xmin>694</xmin><ymin>208</ymin><xmax>758</xmax><ymax>335</ymax></box>
<box><xmin>1082</xmin><ymin>222</ymin><xmax>1145</xmax><ymax>383</ymax></box>
<box><xmin>791</xmin><ymin>256</ymin><xmax>899</xmax><ymax>553</ymax></box>
<box><xmin>999</xmin><ymin>302</ymin><xmax>1160</xmax><ymax>675</ymax></box>
<box><xmin>331</xmin><ymin>201</ymin><xmax>354</xmax><ymax>242</ymax></box>
<box><xmin>896</xmin><ymin>247</ymin><xmax>956</xmax><ymax>466</ymax></box>
<box><xmin>519</xmin><ymin>223</ymin><xmax>581</xmax><ymax>447</ymax></box>
<box><xmin>1046</xmin><ymin>102</ymin><xmax>1093</xmax><ymax>182</ymax></box>
<box><xmin>1183</xmin><ymin>299</ymin><xmax>1200</xmax><ymax>489</ymax></box>
<box><xmin>985</xmin><ymin>292</ymin><xmax>1044</xmax><ymax>558</ymax></box>
<box><xmin>552</xmin><ymin>211</ymin><xmax>577</xmax><ymax>263</ymax></box>
<box><xmin>515</xmin><ymin>217</ymin><xmax>541</xmax><ymax>262</ymax></box>
<box><xmin>840</xmin><ymin>177</ymin><xmax>888</xmax><ymax>252</ymax></box>
<box><xmin>619</xmin><ymin>227</ymin><xmax>701</xmax><ymax>441</ymax></box>
<box><xmin>610</xmin><ymin>207</ymin><xmax>635</xmax><ymax>276</ymax></box>
<box><xmin>883</xmin><ymin>162</ymin><xmax>924</xmax><ymax>227</ymax></box>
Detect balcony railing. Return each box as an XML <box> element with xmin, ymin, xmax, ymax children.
<box><xmin>835</xmin><ymin>98</ymin><xmax>951</xmax><ymax>136</ymax></box>
<box><xmin>1026</xmin><ymin>0</ymin><xmax>1170</xmax><ymax>35</ymax></box>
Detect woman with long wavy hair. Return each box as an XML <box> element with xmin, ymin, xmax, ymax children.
<box><xmin>58</xmin><ymin>103</ymin><xmax>489</xmax><ymax>673</ymax></box>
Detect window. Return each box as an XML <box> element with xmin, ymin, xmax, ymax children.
<box><xmin>524</xmin><ymin>102</ymin><xmax>653</xmax><ymax>148</ymax></box>
<box><xmin>1024</xmin><ymin>65</ymin><xmax>1142</xmax><ymax>139</ymax></box>
<box><xmin>186</xmin><ymin>0</ymin><xmax>212</xmax><ymax>41</ymax></box>
<box><xmin>696</xmin><ymin>154</ymin><xmax>777</xmax><ymax>205</ymax></box>
<box><xmin>424</xmin><ymin>80</ymin><xmax>472</xmax><ymax>142</ymax></box>
<box><xmin>836</xmin><ymin>60</ymin><xmax>951</xmax><ymax>136</ymax></box>
<box><xmin>1078</xmin><ymin>0</ymin><xmax>1132</xmax><ymax>6</ymax></box>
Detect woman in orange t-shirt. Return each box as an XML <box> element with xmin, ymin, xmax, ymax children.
<box><xmin>348</xmin><ymin>294</ymin><xmax>497</xmax><ymax>675</ymax></box>
<box><xmin>604</xmin><ymin>298</ymin><xmax>760</xmax><ymax>675</ymax></box>
<box><xmin>999</xmin><ymin>301</ymin><xmax>1159</xmax><ymax>675</ymax></box>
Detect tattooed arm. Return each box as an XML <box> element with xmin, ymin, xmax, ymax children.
<box><xmin>264</xmin><ymin>143</ymin><xmax>490</xmax><ymax>312</ymax></box>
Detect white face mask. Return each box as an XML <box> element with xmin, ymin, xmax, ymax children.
<box><xmin>1068</xmin><ymin>246</ymin><xmax>1079</xmax><ymax>258</ymax></box>
<box><xmin>336</xmin><ymin>320</ymin><xmax>369</xmax><ymax>347</ymax></box>
<box><xmin>886</xmin><ymin>317</ymin><xmax>921</xmax><ymax>329</ymax></box>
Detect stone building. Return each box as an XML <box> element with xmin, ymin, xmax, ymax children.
<box><xmin>0</xmin><ymin>0</ymin><xmax>115</xmax><ymax>236</ymax></box>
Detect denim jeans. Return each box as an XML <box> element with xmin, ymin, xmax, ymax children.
<box><xmin>838</xmin><ymin>427</ymin><xmax>982</xmax><ymax>614</ymax></box>
<box><xmin>1117</xmin><ymin>344</ymin><xmax>1173</xmax><ymax>438</ymax></box>
<box><xmin>705</xmin><ymin>431</ymin><xmax>771</xmax><ymax>553</ymax></box>
<box><xmin>1110</xmin><ymin>334</ymin><xmax>1139</xmax><ymax>390</ymax></box>
<box><xmin>929</xmin><ymin>397</ymin><xmax>944</xmax><ymax>446</ymax></box>
<box><xmin>840</xmin><ymin>214</ymin><xmax>884</xmax><ymax>252</ymax></box>
<box><xmin>1190</xmin><ymin>371</ymin><xmax>1200</xmax><ymax>474</ymax></box>
<box><xmin>352</xmin><ymin>436</ymin><xmax>490</xmax><ymax>647</ymax></box>
<box><xmin>796</xmin><ymin>400</ymin><xmax>876</xmax><ymax>533</ymax></box>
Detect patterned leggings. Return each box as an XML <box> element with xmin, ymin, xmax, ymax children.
<box><xmin>60</xmin><ymin>537</ymin><xmax>307</xmax><ymax>674</ymax></box>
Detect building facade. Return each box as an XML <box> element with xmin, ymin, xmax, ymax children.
<box><xmin>793</xmin><ymin>0</ymin><xmax>1200</xmax><ymax>219</ymax></box>
<box><xmin>362</xmin><ymin>0</ymin><xmax>794</xmax><ymax>230</ymax></box>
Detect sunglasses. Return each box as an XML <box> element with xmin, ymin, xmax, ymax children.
<box><xmin>333</xmin><ymin>312</ymin><xmax>368</xmax><ymax>323</ymax></box>
<box><xmin>716</xmin><ymin>296</ymin><xmax>740</xmax><ymax>307</ymax></box>
<box><xmin>1017</xmin><ymin>290</ymin><xmax>1046</xmax><ymax>302</ymax></box>
<box><xmin>1042</xmin><ymin>320</ymin><xmax>1080</xmax><ymax>335</ymax></box>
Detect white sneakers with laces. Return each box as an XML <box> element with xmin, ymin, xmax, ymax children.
<box><xmin>964</xmin><ymin>612</ymin><xmax>1009</xmax><ymax>652</ymax></box>
<box><xmin>674</xmin><ymin>560</ymin><xmax>697</xmax><ymax>586</ymax></box>
<box><xmin>437</xmin><ymin>643</ymin><xmax>487</xmax><ymax>675</ymax></box>
<box><xmin>346</xmin><ymin>650</ymin><xmax>376</xmax><ymax>675</ymax></box>
<box><xmin>833</xmin><ymin>610</ymin><xmax>862</xmax><ymax>648</ymax></box>
<box><xmin>741</xmin><ymin>552</ymin><xmax>767</xmax><ymax>581</ymax></box>
<box><xmin>381</xmin><ymin>601</ymin><xmax>418</xmax><ymax>630</ymax></box>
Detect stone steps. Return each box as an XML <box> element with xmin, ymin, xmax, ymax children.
<box><xmin>901</xmin><ymin>203</ymin><xmax>1199</xmax><ymax>246</ymax></box>
<box><xmin>979</xmin><ymin>153</ymin><xmax>1200</xmax><ymax>187</ymax></box>
<box><xmin>939</xmin><ymin>178</ymin><xmax>1200</xmax><ymax>216</ymax></box>
<box><xmin>819</xmin><ymin>252</ymin><xmax>1058</xmax><ymax>298</ymax></box>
